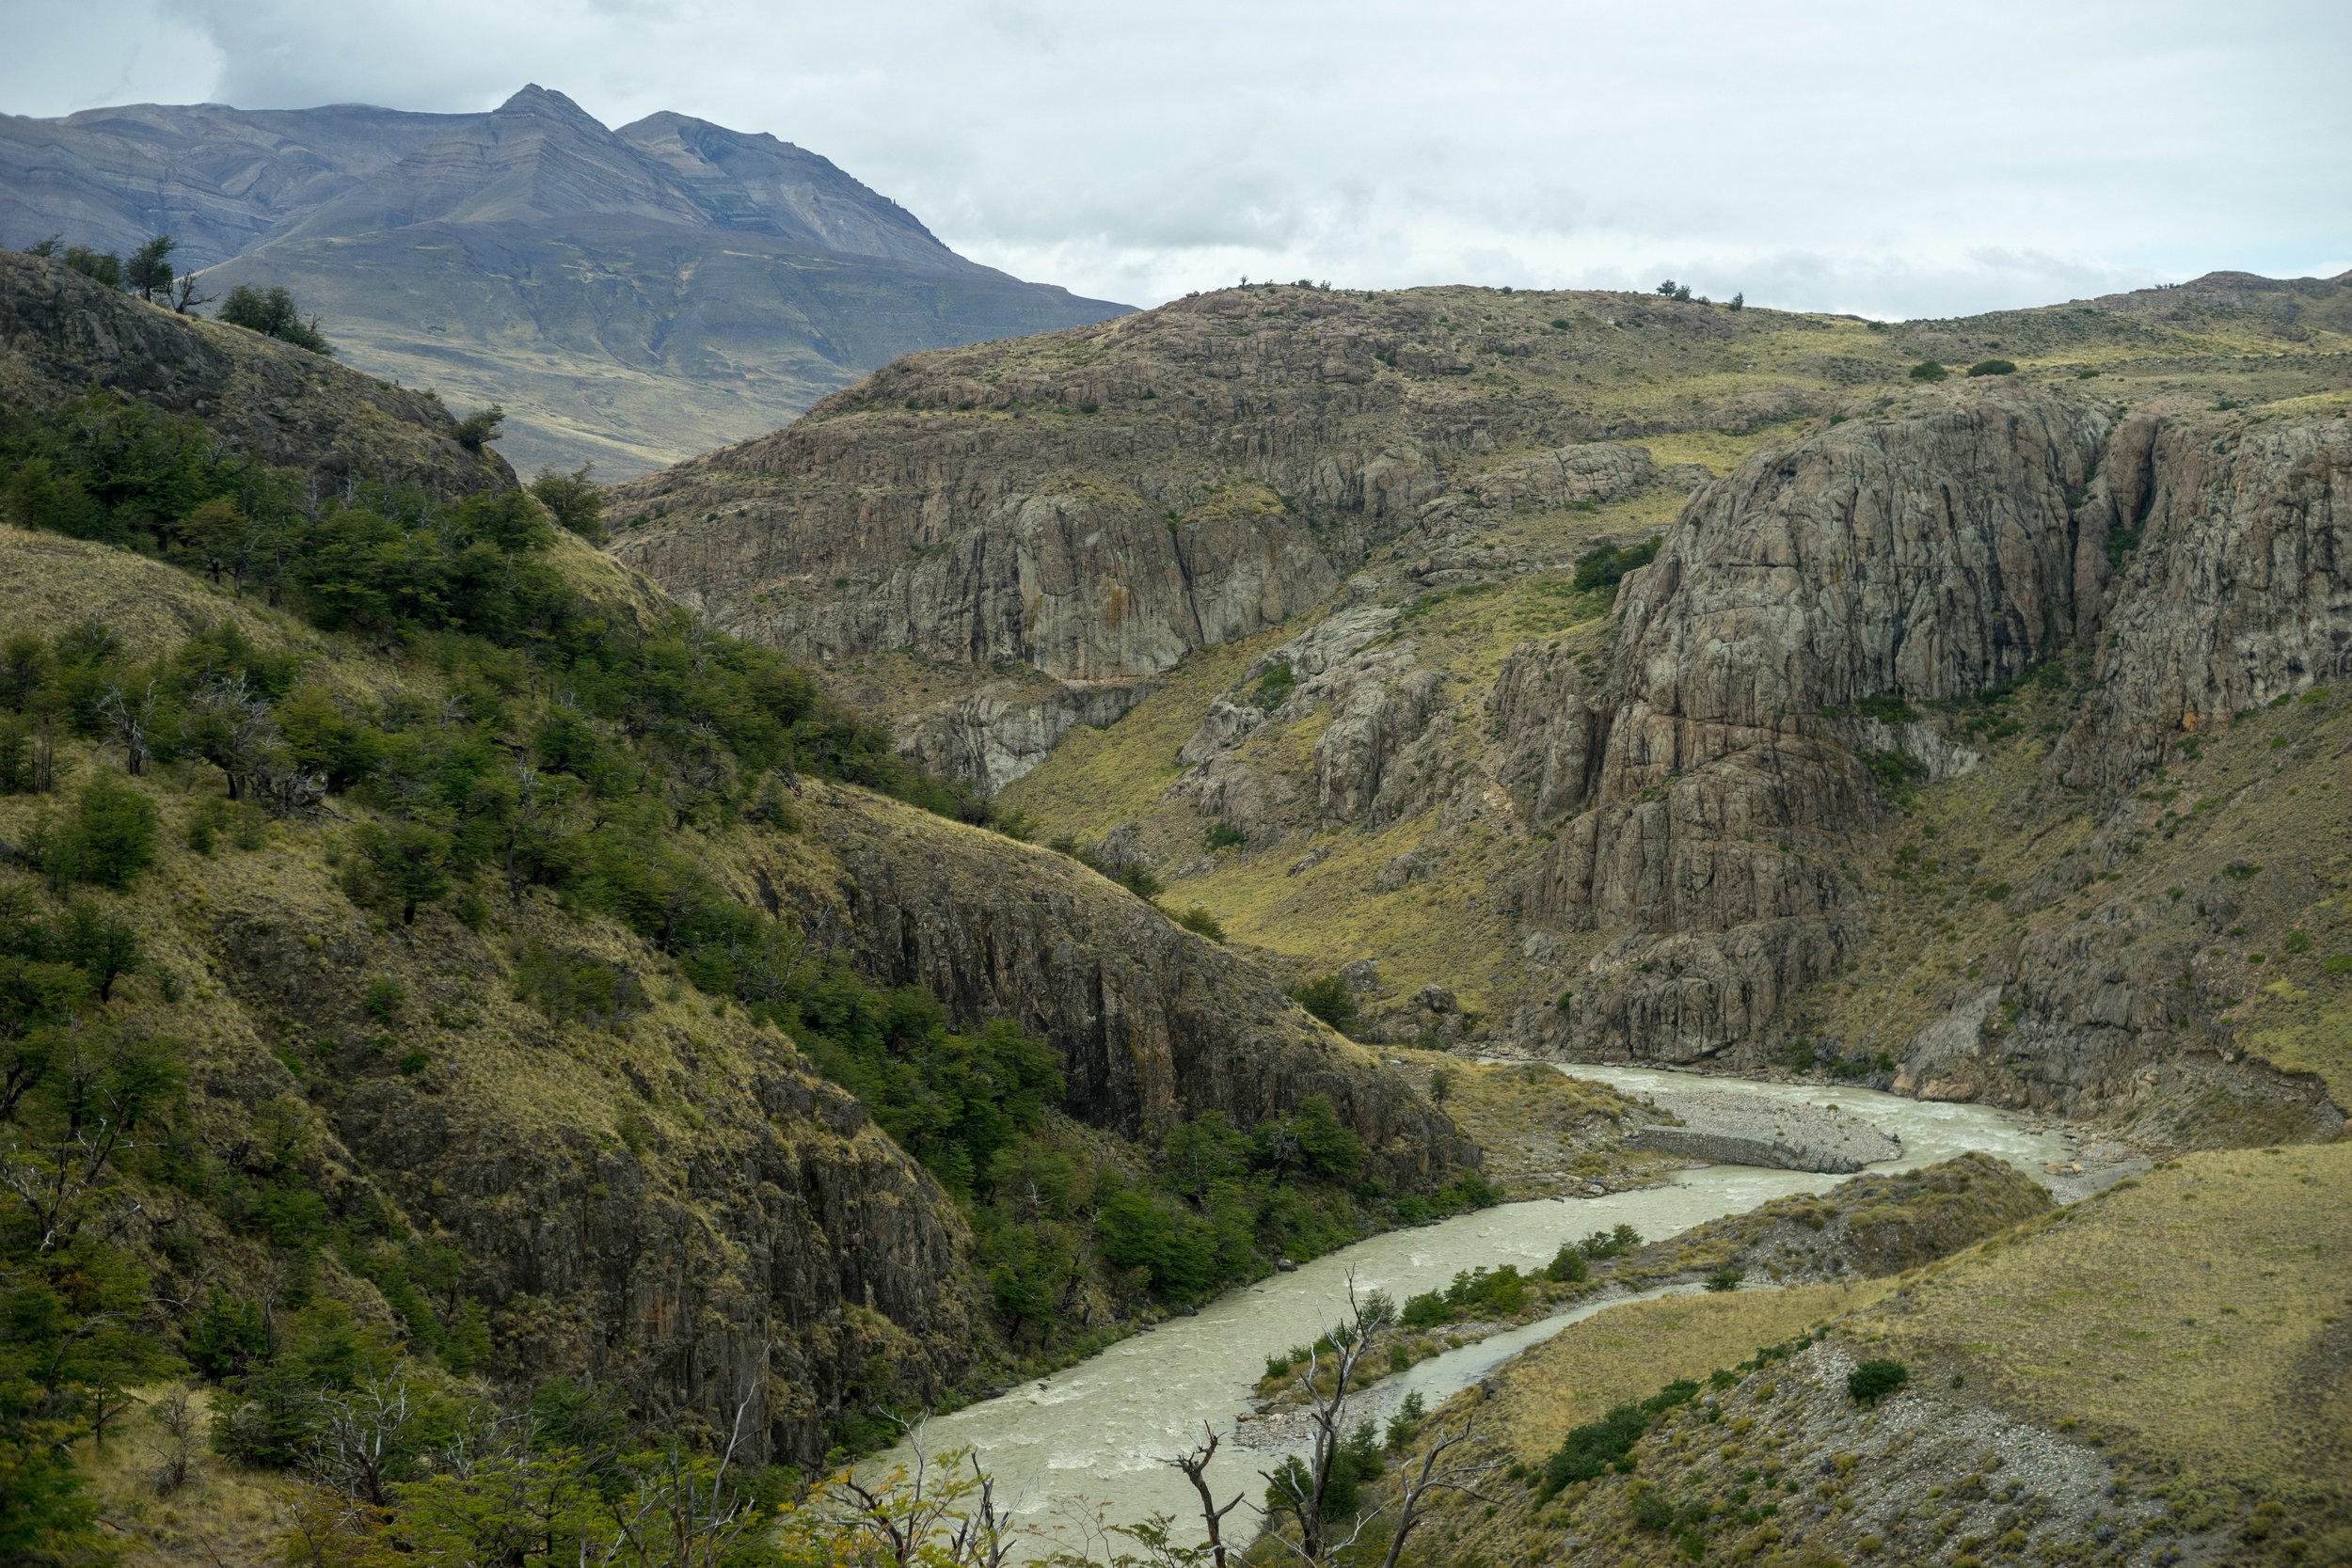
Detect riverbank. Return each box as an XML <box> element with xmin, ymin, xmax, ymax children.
<box><xmin>865</xmin><ymin>1069</ymin><xmax>2077</xmax><ymax>1548</ymax></box>
<box><xmin>1240</xmin><ymin>1152</ymin><xmax>2051</xmax><ymax>1418</ymax></box>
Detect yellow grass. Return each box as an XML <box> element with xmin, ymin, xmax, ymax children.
<box><xmin>1875</xmin><ymin>1143</ymin><xmax>2352</xmax><ymax>1491</ymax></box>
<box><xmin>1481</xmin><ymin>1280</ymin><xmax>1896</xmax><ymax>1457</ymax></box>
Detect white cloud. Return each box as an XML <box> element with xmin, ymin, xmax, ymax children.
<box><xmin>1</xmin><ymin>0</ymin><xmax>2344</xmax><ymax>315</ymax></box>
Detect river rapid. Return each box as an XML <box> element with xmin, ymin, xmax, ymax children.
<box><xmin>866</xmin><ymin>1067</ymin><xmax>2072</xmax><ymax>1549</ymax></box>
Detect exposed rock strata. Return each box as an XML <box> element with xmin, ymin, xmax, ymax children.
<box><xmin>778</xmin><ymin>788</ymin><xmax>1477</xmax><ymax>1184</ymax></box>
<box><xmin>1493</xmin><ymin>390</ymin><xmax>2348</xmax><ymax>1131</ymax></box>
<box><xmin>608</xmin><ymin>286</ymin><xmax>1820</xmax><ymax>784</ymax></box>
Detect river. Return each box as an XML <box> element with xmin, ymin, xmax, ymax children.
<box><xmin>865</xmin><ymin>1067</ymin><xmax>2072</xmax><ymax>1550</ymax></box>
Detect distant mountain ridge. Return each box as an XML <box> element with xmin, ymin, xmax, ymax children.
<box><xmin>0</xmin><ymin>86</ymin><xmax>1129</xmax><ymax>475</ymax></box>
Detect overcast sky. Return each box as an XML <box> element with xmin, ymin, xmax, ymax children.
<box><xmin>4</xmin><ymin>0</ymin><xmax>2346</xmax><ymax>318</ymax></box>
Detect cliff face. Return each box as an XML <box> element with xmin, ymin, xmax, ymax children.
<box><xmin>773</xmin><ymin>786</ymin><xmax>1474</xmax><ymax>1180</ymax></box>
<box><xmin>1526</xmin><ymin>390</ymin><xmax>2110</xmax><ymax>1057</ymax></box>
<box><xmin>1509</xmin><ymin>390</ymin><xmax>2350</xmax><ymax>1133</ymax></box>
<box><xmin>606</xmin><ymin>283</ymin><xmax>1836</xmax><ymax>789</ymax></box>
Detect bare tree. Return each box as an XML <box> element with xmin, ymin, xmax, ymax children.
<box><xmin>1372</xmin><ymin>1418</ymin><xmax>1502</xmax><ymax>1568</ymax></box>
<box><xmin>808</xmin><ymin>1417</ymin><xmax>1031</xmax><ymax>1568</ymax></box>
<box><xmin>307</xmin><ymin>1377</ymin><xmax>415</xmax><ymax>1508</ymax></box>
<box><xmin>1162</xmin><ymin>1422</ymin><xmax>1245</xmax><ymax>1568</ymax></box>
<box><xmin>146</xmin><ymin>1381</ymin><xmax>199</xmax><ymax>1496</ymax></box>
<box><xmin>186</xmin><ymin>673</ymin><xmax>279</xmax><ymax>800</ymax></box>
<box><xmin>96</xmin><ymin>680</ymin><xmax>161</xmax><ymax>776</ymax></box>
<box><xmin>1255</xmin><ymin>1273</ymin><xmax>1385</xmax><ymax>1566</ymax></box>
<box><xmin>168</xmin><ymin>273</ymin><xmax>215</xmax><ymax>316</ymax></box>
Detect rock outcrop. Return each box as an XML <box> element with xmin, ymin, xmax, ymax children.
<box><xmin>778</xmin><ymin>787</ymin><xmax>1476</xmax><ymax>1184</ymax></box>
<box><xmin>1495</xmin><ymin>388</ymin><xmax>2349</xmax><ymax>1129</ymax></box>
<box><xmin>607</xmin><ymin>285</ymin><xmax>1823</xmax><ymax>785</ymax></box>
<box><xmin>0</xmin><ymin>250</ymin><xmax>516</xmax><ymax>499</ymax></box>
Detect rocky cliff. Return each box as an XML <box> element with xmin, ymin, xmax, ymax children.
<box><xmin>634</xmin><ymin>275</ymin><xmax>2352</xmax><ymax>1148</ymax></box>
<box><xmin>606</xmin><ymin>282</ymin><xmax>1846</xmax><ymax>789</ymax></box>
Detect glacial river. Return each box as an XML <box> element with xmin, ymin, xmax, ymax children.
<box><xmin>866</xmin><ymin>1067</ymin><xmax>2072</xmax><ymax>1550</ymax></box>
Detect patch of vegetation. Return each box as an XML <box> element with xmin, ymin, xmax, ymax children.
<box><xmin>1292</xmin><ymin>973</ymin><xmax>1358</xmax><ymax>1031</ymax></box>
<box><xmin>1571</xmin><ymin>534</ymin><xmax>1663</xmax><ymax>595</ymax></box>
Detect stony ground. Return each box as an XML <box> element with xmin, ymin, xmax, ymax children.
<box><xmin>1637</xmin><ymin>1090</ymin><xmax>1903</xmax><ymax>1171</ymax></box>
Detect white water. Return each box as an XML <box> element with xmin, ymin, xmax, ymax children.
<box><xmin>867</xmin><ymin>1068</ymin><xmax>2069</xmax><ymax>1549</ymax></box>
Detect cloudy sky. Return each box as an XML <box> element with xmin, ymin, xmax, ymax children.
<box><xmin>4</xmin><ymin>0</ymin><xmax>2346</xmax><ymax>317</ymax></box>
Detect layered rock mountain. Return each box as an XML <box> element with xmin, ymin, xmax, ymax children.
<box><xmin>2</xmin><ymin>86</ymin><xmax>1128</xmax><ymax>475</ymax></box>
<box><xmin>612</xmin><ymin>273</ymin><xmax>2352</xmax><ymax>1149</ymax></box>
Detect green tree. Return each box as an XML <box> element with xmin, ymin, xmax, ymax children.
<box><xmin>1909</xmin><ymin>360</ymin><xmax>1948</xmax><ymax>382</ymax></box>
<box><xmin>35</xmin><ymin>777</ymin><xmax>160</xmax><ymax>889</ymax></box>
<box><xmin>353</xmin><ymin>821</ymin><xmax>453</xmax><ymax>924</ymax></box>
<box><xmin>530</xmin><ymin>465</ymin><xmax>605</xmax><ymax>543</ymax></box>
<box><xmin>1160</xmin><ymin>1111</ymin><xmax>1248</xmax><ymax>1200</ymax></box>
<box><xmin>217</xmin><ymin>284</ymin><xmax>331</xmax><ymax>354</ymax></box>
<box><xmin>1291</xmin><ymin>974</ymin><xmax>1357</xmax><ymax>1031</ymax></box>
<box><xmin>452</xmin><ymin>405</ymin><xmax>506</xmax><ymax>451</ymax></box>
<box><xmin>55</xmin><ymin>900</ymin><xmax>139</xmax><ymax>1004</ymax></box>
<box><xmin>124</xmin><ymin>235</ymin><xmax>177</xmax><ymax>302</ymax></box>
<box><xmin>60</xmin><ymin>247</ymin><xmax>123</xmax><ymax>289</ymax></box>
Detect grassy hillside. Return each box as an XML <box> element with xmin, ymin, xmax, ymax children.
<box><xmin>1363</xmin><ymin>1143</ymin><xmax>2348</xmax><ymax>1568</ymax></box>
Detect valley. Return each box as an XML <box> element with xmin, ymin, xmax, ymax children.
<box><xmin>0</xmin><ymin>220</ymin><xmax>2345</xmax><ymax>1568</ymax></box>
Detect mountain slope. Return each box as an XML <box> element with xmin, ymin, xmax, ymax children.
<box><xmin>608</xmin><ymin>274</ymin><xmax>2352</xmax><ymax>1148</ymax></box>
<box><xmin>0</xmin><ymin>252</ymin><xmax>1473</xmax><ymax>1502</ymax></box>
<box><xmin>0</xmin><ymin>100</ymin><xmax>474</xmax><ymax>267</ymax></box>
<box><xmin>1</xmin><ymin>87</ymin><xmax>1132</xmax><ymax>477</ymax></box>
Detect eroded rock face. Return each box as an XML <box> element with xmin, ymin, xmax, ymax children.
<box><xmin>2054</xmin><ymin>413</ymin><xmax>2352</xmax><ymax>791</ymax></box>
<box><xmin>895</xmin><ymin>676</ymin><xmax>1156</xmax><ymax>793</ymax></box>
<box><xmin>1518</xmin><ymin>391</ymin><xmax>2106</xmax><ymax>1058</ymax></box>
<box><xmin>780</xmin><ymin>790</ymin><xmax>1475</xmax><ymax>1185</ymax></box>
<box><xmin>1502</xmin><ymin>389</ymin><xmax>2350</xmax><ymax>1124</ymax></box>
<box><xmin>607</xmin><ymin>286</ymin><xmax>1814</xmax><ymax>785</ymax></box>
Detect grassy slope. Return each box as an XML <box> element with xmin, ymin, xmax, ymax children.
<box><xmin>1407</xmin><ymin>1144</ymin><xmax>2349</xmax><ymax>1568</ymax></box>
<box><xmin>1877</xmin><ymin>1143</ymin><xmax>2352</xmax><ymax>1494</ymax></box>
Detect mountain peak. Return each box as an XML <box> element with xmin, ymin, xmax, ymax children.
<box><xmin>494</xmin><ymin>84</ymin><xmax>597</xmax><ymax>122</ymax></box>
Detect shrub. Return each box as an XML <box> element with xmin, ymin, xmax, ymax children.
<box><xmin>1293</xmin><ymin>974</ymin><xmax>1357</xmax><ymax>1030</ymax></box>
<box><xmin>1204</xmin><ymin>820</ymin><xmax>1246</xmax><ymax>850</ymax></box>
<box><xmin>216</xmin><ymin>284</ymin><xmax>331</xmax><ymax>354</ymax></box>
<box><xmin>1965</xmin><ymin>359</ymin><xmax>2018</xmax><ymax>377</ymax></box>
<box><xmin>362</xmin><ymin>979</ymin><xmax>406</xmax><ymax>1022</ymax></box>
<box><xmin>1909</xmin><ymin>361</ymin><xmax>1949</xmax><ymax>382</ymax></box>
<box><xmin>1177</xmin><ymin>905</ymin><xmax>1226</xmax><ymax>942</ymax></box>
<box><xmin>1848</xmin><ymin>1357</ymin><xmax>1909</xmax><ymax>1404</ymax></box>
<box><xmin>1572</xmin><ymin>535</ymin><xmax>1662</xmax><ymax>595</ymax></box>
<box><xmin>451</xmin><ymin>404</ymin><xmax>505</xmax><ymax>451</ymax></box>
<box><xmin>1706</xmin><ymin>1267</ymin><xmax>1745</xmax><ymax>1292</ymax></box>
<box><xmin>1401</xmin><ymin>1290</ymin><xmax>1452</xmax><ymax>1328</ymax></box>
<box><xmin>1579</xmin><ymin>1223</ymin><xmax>1644</xmax><ymax>1259</ymax></box>
<box><xmin>1116</xmin><ymin>862</ymin><xmax>1163</xmax><ymax>900</ymax></box>
<box><xmin>2282</xmin><ymin>930</ymin><xmax>2312</xmax><ymax>954</ymax></box>
<box><xmin>529</xmin><ymin>464</ymin><xmax>604</xmax><ymax>543</ymax></box>
<box><xmin>1249</xmin><ymin>661</ymin><xmax>1295</xmax><ymax>710</ymax></box>
<box><xmin>1547</xmin><ymin>1243</ymin><xmax>1589</xmax><ymax>1283</ymax></box>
